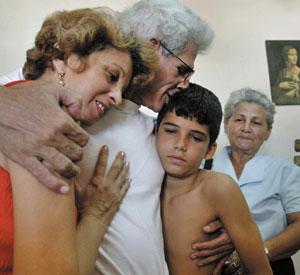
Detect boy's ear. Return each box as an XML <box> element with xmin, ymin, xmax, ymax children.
<box><xmin>204</xmin><ymin>142</ymin><xmax>217</xmax><ymax>160</ymax></box>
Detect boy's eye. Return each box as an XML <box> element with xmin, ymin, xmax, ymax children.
<box><xmin>191</xmin><ymin>134</ymin><xmax>205</xmax><ymax>143</ymax></box>
<box><xmin>164</xmin><ymin>128</ymin><xmax>176</xmax><ymax>134</ymax></box>
<box><xmin>193</xmin><ymin>136</ymin><xmax>202</xmax><ymax>142</ymax></box>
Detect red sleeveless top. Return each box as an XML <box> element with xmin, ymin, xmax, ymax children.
<box><xmin>0</xmin><ymin>80</ymin><xmax>29</xmax><ymax>274</ymax></box>
<box><xmin>0</xmin><ymin>167</ymin><xmax>13</xmax><ymax>275</ymax></box>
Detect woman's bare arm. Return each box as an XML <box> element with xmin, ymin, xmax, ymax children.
<box><xmin>9</xmin><ymin>145</ymin><xmax>129</xmax><ymax>275</ymax></box>
<box><xmin>265</xmin><ymin>212</ymin><xmax>300</xmax><ymax>261</ymax></box>
<box><xmin>10</xmin><ymin>158</ymin><xmax>79</xmax><ymax>275</ymax></box>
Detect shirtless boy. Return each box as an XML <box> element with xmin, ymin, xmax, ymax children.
<box><xmin>155</xmin><ymin>83</ymin><xmax>272</xmax><ymax>275</ymax></box>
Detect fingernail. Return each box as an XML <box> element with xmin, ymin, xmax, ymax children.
<box><xmin>60</xmin><ymin>185</ymin><xmax>69</xmax><ymax>194</ymax></box>
<box><xmin>103</xmin><ymin>145</ymin><xmax>108</xmax><ymax>151</ymax></box>
<box><xmin>120</xmin><ymin>151</ymin><xmax>125</xmax><ymax>158</ymax></box>
<box><xmin>198</xmin><ymin>263</ymin><xmax>203</xmax><ymax>267</ymax></box>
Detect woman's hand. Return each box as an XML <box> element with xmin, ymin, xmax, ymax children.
<box><xmin>75</xmin><ymin>145</ymin><xmax>130</xmax><ymax>223</ymax></box>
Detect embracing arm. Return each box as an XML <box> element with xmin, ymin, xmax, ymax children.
<box><xmin>10</xmin><ymin>158</ymin><xmax>79</xmax><ymax>275</ymax></box>
<box><xmin>0</xmin><ymin>80</ymin><xmax>89</xmax><ymax>193</ymax></box>
<box><xmin>9</xmin><ymin>145</ymin><xmax>129</xmax><ymax>275</ymax></box>
<box><xmin>213</xmin><ymin>175</ymin><xmax>272</xmax><ymax>275</ymax></box>
<box><xmin>265</xmin><ymin>212</ymin><xmax>300</xmax><ymax>261</ymax></box>
<box><xmin>265</xmin><ymin>164</ymin><xmax>300</xmax><ymax>261</ymax></box>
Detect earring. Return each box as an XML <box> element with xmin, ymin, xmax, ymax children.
<box><xmin>58</xmin><ymin>72</ymin><xmax>65</xmax><ymax>86</ymax></box>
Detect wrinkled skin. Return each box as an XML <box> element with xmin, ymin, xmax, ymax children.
<box><xmin>75</xmin><ymin>145</ymin><xmax>130</xmax><ymax>222</ymax></box>
<box><xmin>0</xmin><ymin>80</ymin><xmax>89</xmax><ymax>193</ymax></box>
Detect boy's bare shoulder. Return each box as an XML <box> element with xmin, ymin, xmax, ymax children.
<box><xmin>200</xmin><ymin>170</ymin><xmax>235</xmax><ymax>186</ymax></box>
<box><xmin>200</xmin><ymin>170</ymin><xmax>239</xmax><ymax>198</ymax></box>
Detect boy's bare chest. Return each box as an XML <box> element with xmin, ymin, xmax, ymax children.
<box><xmin>162</xmin><ymin>187</ymin><xmax>217</xmax><ymax>274</ymax></box>
<box><xmin>163</xmin><ymin>188</ymin><xmax>215</xmax><ymax>243</ymax></box>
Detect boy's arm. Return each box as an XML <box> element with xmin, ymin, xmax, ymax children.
<box><xmin>0</xmin><ymin>80</ymin><xmax>89</xmax><ymax>193</ymax></box>
<box><xmin>224</xmin><ymin>212</ymin><xmax>300</xmax><ymax>274</ymax></box>
<box><xmin>211</xmin><ymin>174</ymin><xmax>272</xmax><ymax>275</ymax></box>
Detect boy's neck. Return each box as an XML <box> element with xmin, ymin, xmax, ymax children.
<box><xmin>164</xmin><ymin>170</ymin><xmax>202</xmax><ymax>200</ymax></box>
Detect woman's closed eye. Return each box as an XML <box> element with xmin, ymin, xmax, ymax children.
<box><xmin>106</xmin><ymin>69</ymin><xmax>120</xmax><ymax>83</ymax></box>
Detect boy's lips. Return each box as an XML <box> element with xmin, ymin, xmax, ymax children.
<box><xmin>168</xmin><ymin>155</ymin><xmax>185</xmax><ymax>165</ymax></box>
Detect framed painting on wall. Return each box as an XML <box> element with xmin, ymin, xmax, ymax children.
<box><xmin>265</xmin><ymin>40</ymin><xmax>300</xmax><ymax>105</ymax></box>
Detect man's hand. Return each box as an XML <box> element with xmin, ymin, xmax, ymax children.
<box><xmin>0</xmin><ymin>80</ymin><xmax>89</xmax><ymax>193</ymax></box>
<box><xmin>75</xmin><ymin>145</ymin><xmax>130</xmax><ymax>222</ymax></box>
<box><xmin>190</xmin><ymin>219</ymin><xmax>234</xmax><ymax>274</ymax></box>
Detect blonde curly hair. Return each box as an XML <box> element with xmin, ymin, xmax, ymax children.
<box><xmin>23</xmin><ymin>7</ymin><xmax>158</xmax><ymax>89</ymax></box>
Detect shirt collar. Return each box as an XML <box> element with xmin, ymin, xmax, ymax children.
<box><xmin>224</xmin><ymin>146</ymin><xmax>265</xmax><ymax>186</ymax></box>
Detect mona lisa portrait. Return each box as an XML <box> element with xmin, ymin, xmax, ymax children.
<box><xmin>266</xmin><ymin>40</ymin><xmax>300</xmax><ymax>105</ymax></box>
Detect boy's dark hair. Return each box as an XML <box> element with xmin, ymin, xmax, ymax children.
<box><xmin>156</xmin><ymin>83</ymin><xmax>223</xmax><ymax>146</ymax></box>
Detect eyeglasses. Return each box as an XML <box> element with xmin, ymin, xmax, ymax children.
<box><xmin>160</xmin><ymin>41</ymin><xmax>195</xmax><ymax>82</ymax></box>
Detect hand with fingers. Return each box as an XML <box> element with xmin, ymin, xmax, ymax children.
<box><xmin>190</xmin><ymin>219</ymin><xmax>234</xmax><ymax>274</ymax></box>
<box><xmin>0</xmin><ymin>80</ymin><xmax>89</xmax><ymax>194</ymax></box>
<box><xmin>75</xmin><ymin>145</ymin><xmax>130</xmax><ymax>224</ymax></box>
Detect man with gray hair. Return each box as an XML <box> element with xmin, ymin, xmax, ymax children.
<box><xmin>0</xmin><ymin>0</ymin><xmax>232</xmax><ymax>273</ymax></box>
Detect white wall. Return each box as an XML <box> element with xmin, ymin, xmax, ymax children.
<box><xmin>1</xmin><ymin>0</ymin><xmax>299</xmax><ymax>272</ymax></box>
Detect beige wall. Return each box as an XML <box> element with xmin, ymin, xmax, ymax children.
<box><xmin>1</xmin><ymin>0</ymin><xmax>299</xmax><ymax>272</ymax></box>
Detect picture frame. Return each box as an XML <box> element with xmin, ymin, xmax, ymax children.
<box><xmin>265</xmin><ymin>40</ymin><xmax>300</xmax><ymax>105</ymax></box>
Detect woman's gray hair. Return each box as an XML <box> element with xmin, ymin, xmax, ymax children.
<box><xmin>119</xmin><ymin>0</ymin><xmax>214</xmax><ymax>55</ymax></box>
<box><xmin>224</xmin><ymin>87</ymin><xmax>276</xmax><ymax>129</ymax></box>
